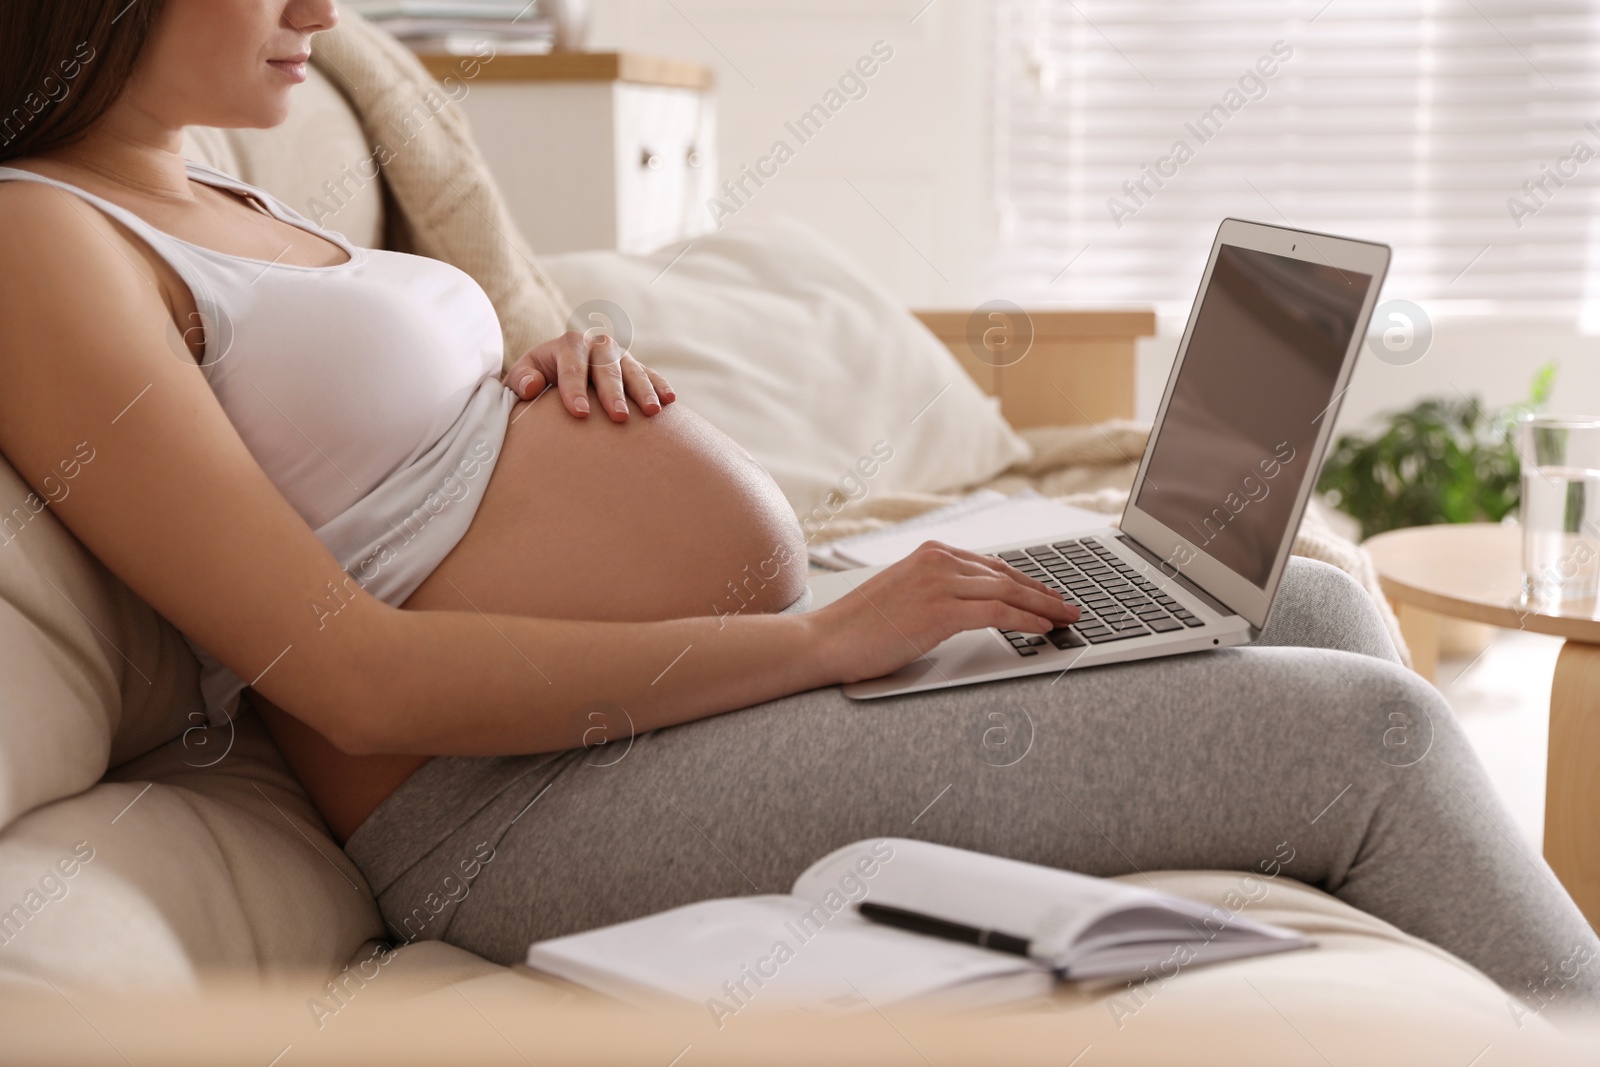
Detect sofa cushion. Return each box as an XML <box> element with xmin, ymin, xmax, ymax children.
<box><xmin>0</xmin><ymin>457</ymin><xmax>203</xmax><ymax>834</ymax></box>
<box><xmin>0</xmin><ymin>710</ymin><xmax>382</xmax><ymax>989</ymax></box>
<box><xmin>542</xmin><ymin>216</ymin><xmax>1034</xmax><ymax>518</ymax></box>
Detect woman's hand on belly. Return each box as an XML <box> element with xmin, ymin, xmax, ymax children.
<box><xmin>501</xmin><ymin>331</ymin><xmax>675</xmax><ymax>423</ymax></box>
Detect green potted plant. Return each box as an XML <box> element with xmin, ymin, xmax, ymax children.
<box><xmin>1317</xmin><ymin>363</ymin><xmax>1555</xmax><ymax>539</ymax></box>
<box><xmin>1316</xmin><ymin>362</ymin><xmax>1556</xmax><ymax>655</ymax></box>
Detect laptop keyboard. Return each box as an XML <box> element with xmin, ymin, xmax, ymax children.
<box><xmin>988</xmin><ymin>538</ymin><xmax>1205</xmax><ymax>656</ymax></box>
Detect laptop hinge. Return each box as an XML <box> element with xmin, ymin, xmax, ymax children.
<box><xmin>1115</xmin><ymin>534</ymin><xmax>1237</xmax><ymax>618</ymax></box>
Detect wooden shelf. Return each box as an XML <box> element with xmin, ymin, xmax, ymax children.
<box><xmin>912</xmin><ymin>309</ymin><xmax>1155</xmax><ymax>342</ymax></box>
<box><xmin>912</xmin><ymin>308</ymin><xmax>1156</xmax><ymax>430</ymax></box>
<box><xmin>416</xmin><ymin>50</ymin><xmax>714</xmax><ymax>90</ymax></box>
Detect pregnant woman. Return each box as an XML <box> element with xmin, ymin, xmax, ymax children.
<box><xmin>1</xmin><ymin>0</ymin><xmax>1594</xmax><ymax>1007</ymax></box>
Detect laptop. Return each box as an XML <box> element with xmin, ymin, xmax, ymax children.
<box><xmin>811</xmin><ymin>218</ymin><xmax>1391</xmax><ymax>699</ymax></box>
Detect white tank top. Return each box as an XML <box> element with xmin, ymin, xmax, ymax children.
<box><xmin>0</xmin><ymin>159</ymin><xmax>517</xmax><ymax>726</ymax></box>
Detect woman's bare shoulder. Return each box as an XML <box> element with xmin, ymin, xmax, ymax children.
<box><xmin>0</xmin><ymin>173</ymin><xmax>156</xmax><ymax>288</ymax></box>
<box><xmin>0</xmin><ymin>174</ymin><xmax>95</xmax><ymax>235</ymax></box>
<box><xmin>0</xmin><ymin>173</ymin><xmax>76</xmax><ymax>226</ymax></box>
<box><xmin>0</xmin><ymin>167</ymin><xmax>78</xmax><ymax>212</ymax></box>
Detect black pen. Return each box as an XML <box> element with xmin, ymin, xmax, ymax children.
<box><xmin>857</xmin><ymin>901</ymin><xmax>1033</xmax><ymax>958</ymax></box>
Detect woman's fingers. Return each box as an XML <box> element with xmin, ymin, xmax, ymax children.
<box><xmin>979</xmin><ymin>556</ymin><xmax>1072</xmax><ymax>607</ymax></box>
<box><xmin>644</xmin><ymin>366</ymin><xmax>676</xmax><ymax>406</ymax></box>
<box><xmin>551</xmin><ymin>332</ymin><xmax>593</xmax><ymax>417</ymax></box>
<box><xmin>501</xmin><ymin>351</ymin><xmax>550</xmax><ymax>401</ymax></box>
<box><xmin>918</xmin><ymin>540</ymin><xmax>1072</xmax><ymax>608</ymax></box>
<box><xmin>511</xmin><ymin>331</ymin><xmax>678</xmax><ymax>422</ymax></box>
<box><xmin>823</xmin><ymin>541</ymin><xmax>1089</xmax><ymax>683</ymax></box>
<box><xmin>944</xmin><ymin>542</ymin><xmax>1049</xmax><ymax>585</ymax></box>
<box><xmin>905</xmin><ymin>541</ymin><xmax>1077</xmax><ymax>633</ymax></box>
<box><xmin>978</xmin><ymin>601</ymin><xmax>1061</xmax><ymax>634</ymax></box>
<box><xmin>618</xmin><ymin>354</ymin><xmax>662</xmax><ymax>415</ymax></box>
<box><xmin>989</xmin><ymin>557</ymin><xmax>1069</xmax><ymax>602</ymax></box>
<box><xmin>953</xmin><ymin>573</ymin><xmax>1078</xmax><ymax>626</ymax></box>
<box><xmin>586</xmin><ymin>334</ymin><xmax>630</xmax><ymax>421</ymax></box>
<box><xmin>510</xmin><ymin>332</ymin><xmax>678</xmax><ymax>422</ymax></box>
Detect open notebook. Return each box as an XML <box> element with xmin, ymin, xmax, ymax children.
<box><xmin>525</xmin><ymin>838</ymin><xmax>1309</xmax><ymax>1020</ymax></box>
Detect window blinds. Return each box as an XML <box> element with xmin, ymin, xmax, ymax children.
<box><xmin>990</xmin><ymin>1</ymin><xmax>1600</xmax><ymax>324</ymax></box>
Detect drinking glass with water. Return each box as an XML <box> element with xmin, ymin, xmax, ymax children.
<box><xmin>1519</xmin><ymin>414</ymin><xmax>1600</xmax><ymax>608</ymax></box>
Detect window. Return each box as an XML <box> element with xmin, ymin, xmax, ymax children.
<box><xmin>990</xmin><ymin>1</ymin><xmax>1600</xmax><ymax>326</ymax></box>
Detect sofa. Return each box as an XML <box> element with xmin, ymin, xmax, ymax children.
<box><xmin>0</xmin><ymin>13</ymin><xmax>1594</xmax><ymax>1063</ymax></box>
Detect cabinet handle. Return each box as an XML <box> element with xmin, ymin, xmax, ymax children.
<box><xmin>686</xmin><ymin>147</ymin><xmax>704</xmax><ymax>168</ymax></box>
<box><xmin>640</xmin><ymin>148</ymin><xmax>663</xmax><ymax>170</ymax></box>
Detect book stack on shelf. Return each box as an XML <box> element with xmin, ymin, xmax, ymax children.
<box><xmin>344</xmin><ymin>1</ymin><xmax>563</xmax><ymax>55</ymax></box>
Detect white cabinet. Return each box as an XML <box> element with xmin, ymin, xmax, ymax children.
<box><xmin>420</xmin><ymin>52</ymin><xmax>717</xmax><ymax>255</ymax></box>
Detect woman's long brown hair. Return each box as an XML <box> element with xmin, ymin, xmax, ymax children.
<box><xmin>0</xmin><ymin>0</ymin><xmax>167</xmax><ymax>164</ymax></box>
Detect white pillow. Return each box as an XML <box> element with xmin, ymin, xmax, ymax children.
<box><xmin>541</xmin><ymin>217</ymin><xmax>1032</xmax><ymax>520</ymax></box>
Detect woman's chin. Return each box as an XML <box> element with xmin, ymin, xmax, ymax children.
<box><xmin>256</xmin><ymin>97</ymin><xmax>297</xmax><ymax>128</ymax></box>
<box><xmin>200</xmin><ymin>93</ymin><xmax>295</xmax><ymax>131</ymax></box>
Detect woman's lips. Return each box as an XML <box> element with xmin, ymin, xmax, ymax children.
<box><xmin>267</xmin><ymin>58</ymin><xmax>308</xmax><ymax>82</ymax></box>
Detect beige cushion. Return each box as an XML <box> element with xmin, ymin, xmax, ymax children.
<box><xmin>0</xmin><ymin>458</ymin><xmax>202</xmax><ymax>834</ymax></box>
<box><xmin>0</xmin><ymin>710</ymin><xmax>382</xmax><ymax>989</ymax></box>
<box><xmin>181</xmin><ymin>64</ymin><xmax>385</xmax><ymax>250</ymax></box>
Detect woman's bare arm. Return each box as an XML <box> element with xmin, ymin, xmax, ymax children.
<box><xmin>0</xmin><ymin>185</ymin><xmax>1076</xmax><ymax>758</ymax></box>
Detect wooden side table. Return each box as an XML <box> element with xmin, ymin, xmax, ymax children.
<box><xmin>1364</xmin><ymin>522</ymin><xmax>1600</xmax><ymax>926</ymax></box>
<box><xmin>912</xmin><ymin>310</ymin><xmax>1156</xmax><ymax>429</ymax></box>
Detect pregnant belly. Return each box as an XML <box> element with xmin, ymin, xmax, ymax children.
<box><xmin>402</xmin><ymin>390</ymin><xmax>809</xmax><ymax>619</ymax></box>
<box><xmin>257</xmin><ymin>389</ymin><xmax>811</xmax><ymax>844</ymax></box>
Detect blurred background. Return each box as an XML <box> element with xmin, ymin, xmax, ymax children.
<box><xmin>566</xmin><ymin>1</ymin><xmax>1600</xmax><ymax>437</ymax></box>
<box><xmin>354</xmin><ymin>0</ymin><xmax>1600</xmax><ymax>845</ymax></box>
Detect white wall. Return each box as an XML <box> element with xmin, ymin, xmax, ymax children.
<box><xmin>590</xmin><ymin>1</ymin><xmax>1600</xmax><ymax>439</ymax></box>
<box><xmin>588</xmin><ymin>0</ymin><xmax>993</xmax><ymax>308</ymax></box>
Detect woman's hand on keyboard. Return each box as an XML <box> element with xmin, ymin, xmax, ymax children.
<box><xmin>810</xmin><ymin>540</ymin><xmax>1080</xmax><ymax>685</ymax></box>
<box><xmin>501</xmin><ymin>331</ymin><xmax>676</xmax><ymax>422</ymax></box>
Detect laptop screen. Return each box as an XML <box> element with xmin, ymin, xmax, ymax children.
<box><xmin>1133</xmin><ymin>244</ymin><xmax>1373</xmax><ymax>589</ymax></box>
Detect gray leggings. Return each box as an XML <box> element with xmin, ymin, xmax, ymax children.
<box><xmin>343</xmin><ymin>558</ymin><xmax>1599</xmax><ymax>1005</ymax></box>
